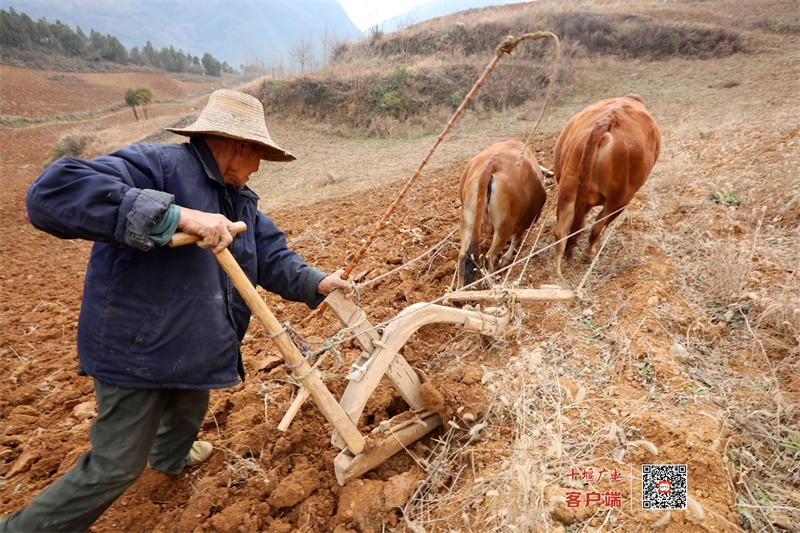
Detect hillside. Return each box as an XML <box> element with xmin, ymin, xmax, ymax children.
<box><xmin>0</xmin><ymin>0</ymin><xmax>360</xmax><ymax>70</ymax></box>
<box><xmin>0</xmin><ymin>0</ymin><xmax>798</xmax><ymax>532</ymax></box>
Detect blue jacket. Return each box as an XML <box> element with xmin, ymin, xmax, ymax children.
<box><xmin>25</xmin><ymin>138</ymin><xmax>327</xmax><ymax>389</ymax></box>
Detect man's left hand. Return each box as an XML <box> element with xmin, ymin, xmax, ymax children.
<box><xmin>317</xmin><ymin>269</ymin><xmax>355</xmax><ymax>297</ymax></box>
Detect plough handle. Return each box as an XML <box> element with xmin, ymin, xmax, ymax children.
<box><xmin>168</xmin><ymin>223</ymin><xmax>366</xmax><ymax>455</ymax></box>
<box><xmin>167</xmin><ymin>221</ymin><xmax>248</xmax><ymax>248</ymax></box>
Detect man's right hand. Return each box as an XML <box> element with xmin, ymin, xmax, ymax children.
<box><xmin>178</xmin><ymin>207</ymin><xmax>243</xmax><ymax>253</ymax></box>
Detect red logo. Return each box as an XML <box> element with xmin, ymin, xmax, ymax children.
<box><xmin>657</xmin><ymin>480</ymin><xmax>672</xmax><ymax>494</ymax></box>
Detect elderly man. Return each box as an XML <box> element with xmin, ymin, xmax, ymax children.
<box><xmin>0</xmin><ymin>89</ymin><xmax>351</xmax><ymax>532</ymax></box>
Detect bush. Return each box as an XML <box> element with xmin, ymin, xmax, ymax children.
<box><xmin>378</xmin><ymin>90</ymin><xmax>403</xmax><ymax>116</ymax></box>
<box><xmin>709</xmin><ymin>188</ymin><xmax>743</xmax><ymax>207</ymax></box>
<box><xmin>449</xmin><ymin>90</ymin><xmax>466</xmax><ymax>110</ymax></box>
<box><xmin>52</xmin><ymin>132</ymin><xmax>92</xmax><ymax>160</ymax></box>
<box><xmin>254</xmin><ymin>2</ymin><xmax>750</xmax><ymax>137</ymax></box>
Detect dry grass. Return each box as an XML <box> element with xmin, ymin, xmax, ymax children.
<box><xmin>251</xmin><ymin>0</ymin><xmax>760</xmax><ymax>139</ymax></box>
<box><xmin>254</xmin><ymin>0</ymin><xmax>793</xmax><ymax>145</ymax></box>
<box><xmin>620</xmin><ymin>102</ymin><xmax>798</xmax><ymax>530</ymax></box>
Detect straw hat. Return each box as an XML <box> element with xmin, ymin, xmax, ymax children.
<box><xmin>166</xmin><ymin>89</ymin><xmax>295</xmax><ymax>162</ymax></box>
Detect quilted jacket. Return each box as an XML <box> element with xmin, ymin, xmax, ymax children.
<box><xmin>25</xmin><ymin>138</ymin><xmax>326</xmax><ymax>389</ymax></box>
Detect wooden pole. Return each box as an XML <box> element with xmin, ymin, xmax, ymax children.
<box><xmin>443</xmin><ymin>287</ymin><xmax>581</xmax><ymax>304</ymax></box>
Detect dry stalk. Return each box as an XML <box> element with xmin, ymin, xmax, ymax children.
<box><xmin>218</xmin><ymin>444</ymin><xmax>270</xmax><ymax>488</ymax></box>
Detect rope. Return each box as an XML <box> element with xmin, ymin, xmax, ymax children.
<box><xmin>517</xmin><ymin>187</ymin><xmax>559</xmax><ymax>282</ymax></box>
<box><xmin>501</xmin><ymin>185</ymin><xmax>559</xmax><ymax>287</ymax></box>
<box><xmin>494</xmin><ymin>31</ymin><xmax>561</xmax><ymax>286</ymax></box>
<box><xmin>286</xmin><ymin>205</ymin><xmax>627</xmax><ymax>365</ymax></box>
<box><xmin>280</xmin><ymin>228</ymin><xmax>457</xmax><ymax>378</ymax></box>
<box><xmin>501</xmin><ymin>32</ymin><xmax>562</xmax><ymax>167</ymax></box>
<box><xmin>357</xmin><ymin>226</ymin><xmax>458</xmax><ymax>290</ymax></box>
<box><xmin>288</xmin><ymin>307</ymin><xmax>368</xmax><ymax>382</ymax></box>
<box><xmin>281</xmin><ymin>287</ymin><xmax>367</xmax><ymax>382</ymax></box>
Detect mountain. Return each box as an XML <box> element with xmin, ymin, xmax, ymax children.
<box><xmin>381</xmin><ymin>0</ymin><xmax>529</xmax><ymax>31</ymax></box>
<box><xmin>0</xmin><ymin>0</ymin><xmax>362</xmax><ymax>69</ymax></box>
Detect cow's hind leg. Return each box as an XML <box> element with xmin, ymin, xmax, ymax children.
<box><xmin>553</xmin><ymin>198</ymin><xmax>576</xmax><ymax>278</ymax></box>
<box><xmin>585</xmin><ymin>201</ymin><xmax>626</xmax><ymax>262</ymax></box>
<box><xmin>487</xmin><ymin>225</ymin><xmax>515</xmax><ymax>279</ymax></box>
<box><xmin>498</xmin><ymin>232</ymin><xmax>522</xmax><ymax>269</ymax></box>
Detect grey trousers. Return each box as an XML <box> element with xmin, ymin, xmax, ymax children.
<box><xmin>0</xmin><ymin>380</ymin><xmax>209</xmax><ymax>533</ymax></box>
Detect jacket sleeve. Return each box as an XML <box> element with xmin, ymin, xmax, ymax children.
<box><xmin>254</xmin><ymin>211</ymin><xmax>327</xmax><ymax>309</ymax></box>
<box><xmin>25</xmin><ymin>145</ymin><xmax>175</xmax><ymax>251</ymax></box>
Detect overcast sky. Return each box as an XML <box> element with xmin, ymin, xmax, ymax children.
<box><xmin>337</xmin><ymin>0</ymin><xmax>428</xmax><ymax>32</ymax></box>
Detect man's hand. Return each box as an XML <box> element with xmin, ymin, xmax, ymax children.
<box><xmin>317</xmin><ymin>269</ymin><xmax>356</xmax><ymax>297</ymax></box>
<box><xmin>178</xmin><ymin>207</ymin><xmax>243</xmax><ymax>253</ymax></box>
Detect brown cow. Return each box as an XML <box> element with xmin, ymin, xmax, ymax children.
<box><xmin>552</xmin><ymin>94</ymin><xmax>661</xmax><ymax>278</ymax></box>
<box><xmin>457</xmin><ymin>139</ymin><xmax>547</xmax><ymax>287</ymax></box>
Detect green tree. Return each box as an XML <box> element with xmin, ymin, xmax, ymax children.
<box><xmin>53</xmin><ymin>20</ymin><xmax>86</xmax><ymax>56</ymax></box>
<box><xmin>159</xmin><ymin>46</ymin><xmax>176</xmax><ymax>71</ymax></box>
<box><xmin>105</xmin><ymin>36</ymin><xmax>128</xmax><ymax>62</ymax></box>
<box><xmin>89</xmin><ymin>29</ymin><xmax>107</xmax><ymax>59</ymax></box>
<box><xmin>0</xmin><ymin>10</ymin><xmax>220</xmax><ymax>73</ymax></box>
<box><xmin>202</xmin><ymin>53</ymin><xmax>222</xmax><ymax>76</ymax></box>
<box><xmin>142</xmin><ymin>41</ymin><xmax>160</xmax><ymax>68</ymax></box>
<box><xmin>34</xmin><ymin>18</ymin><xmax>53</xmax><ymax>46</ymax></box>
<box><xmin>129</xmin><ymin>46</ymin><xmax>142</xmax><ymax>65</ymax></box>
<box><xmin>0</xmin><ymin>8</ymin><xmax>32</xmax><ymax>49</ymax></box>
<box><xmin>124</xmin><ymin>87</ymin><xmax>154</xmax><ymax>121</ymax></box>
<box><xmin>124</xmin><ymin>88</ymin><xmax>140</xmax><ymax>121</ymax></box>
<box><xmin>135</xmin><ymin>87</ymin><xmax>154</xmax><ymax>119</ymax></box>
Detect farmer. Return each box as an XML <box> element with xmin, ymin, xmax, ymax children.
<box><xmin>0</xmin><ymin>89</ymin><xmax>353</xmax><ymax>532</ymax></box>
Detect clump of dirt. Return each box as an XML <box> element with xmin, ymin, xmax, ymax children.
<box><xmin>428</xmin><ymin>364</ymin><xmax>488</xmax><ymax>426</ymax></box>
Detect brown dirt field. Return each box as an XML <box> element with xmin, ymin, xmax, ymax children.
<box><xmin>0</xmin><ymin>66</ymin><xmax>216</xmax><ymax>118</ymax></box>
<box><xmin>1</xmin><ymin>4</ymin><xmax>798</xmax><ymax>531</ymax></box>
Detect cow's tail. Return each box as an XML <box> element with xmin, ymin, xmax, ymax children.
<box><xmin>459</xmin><ymin>164</ymin><xmax>494</xmax><ymax>287</ymax></box>
<box><xmin>566</xmin><ymin>115</ymin><xmax>614</xmax><ymax>256</ymax></box>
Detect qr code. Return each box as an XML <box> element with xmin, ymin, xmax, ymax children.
<box><xmin>642</xmin><ymin>464</ymin><xmax>687</xmax><ymax>510</ymax></box>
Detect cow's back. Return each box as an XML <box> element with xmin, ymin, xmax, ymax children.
<box><xmin>551</xmin><ymin>95</ymin><xmax>661</xmax><ymax>276</ymax></box>
<box><xmin>486</xmin><ymin>141</ymin><xmax>546</xmax><ymax>231</ymax></box>
<box><xmin>457</xmin><ymin>139</ymin><xmax>547</xmax><ymax>286</ymax></box>
<box><xmin>557</xmin><ymin>96</ymin><xmax>660</xmax><ymax>183</ymax></box>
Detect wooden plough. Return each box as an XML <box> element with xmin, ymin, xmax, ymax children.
<box><xmin>326</xmin><ymin>289</ymin><xmax>579</xmax><ymax>485</ymax></box>
<box><xmin>287</xmin><ymin>287</ymin><xmax>580</xmax><ymax>485</ymax></box>
<box><xmin>170</xmin><ymin>225</ymin><xmax>579</xmax><ymax>484</ymax></box>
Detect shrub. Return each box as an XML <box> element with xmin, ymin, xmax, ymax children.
<box><xmin>709</xmin><ymin>188</ymin><xmax>743</xmax><ymax>207</ymax></box>
<box><xmin>336</xmin><ymin>8</ymin><xmax>747</xmax><ymax>62</ymax></box>
<box><xmin>52</xmin><ymin>132</ymin><xmax>92</xmax><ymax>160</ymax></box>
<box><xmin>124</xmin><ymin>86</ymin><xmax>154</xmax><ymax>120</ymax></box>
<box><xmin>449</xmin><ymin>89</ymin><xmax>466</xmax><ymax>109</ymax></box>
<box><xmin>378</xmin><ymin>89</ymin><xmax>403</xmax><ymax>116</ymax></box>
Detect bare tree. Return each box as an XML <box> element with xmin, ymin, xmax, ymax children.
<box><xmin>319</xmin><ymin>24</ymin><xmax>335</xmax><ymax>67</ymax></box>
<box><xmin>240</xmin><ymin>49</ymin><xmax>268</xmax><ymax>80</ymax></box>
<box><xmin>289</xmin><ymin>35</ymin><xmax>314</xmax><ymax>74</ymax></box>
